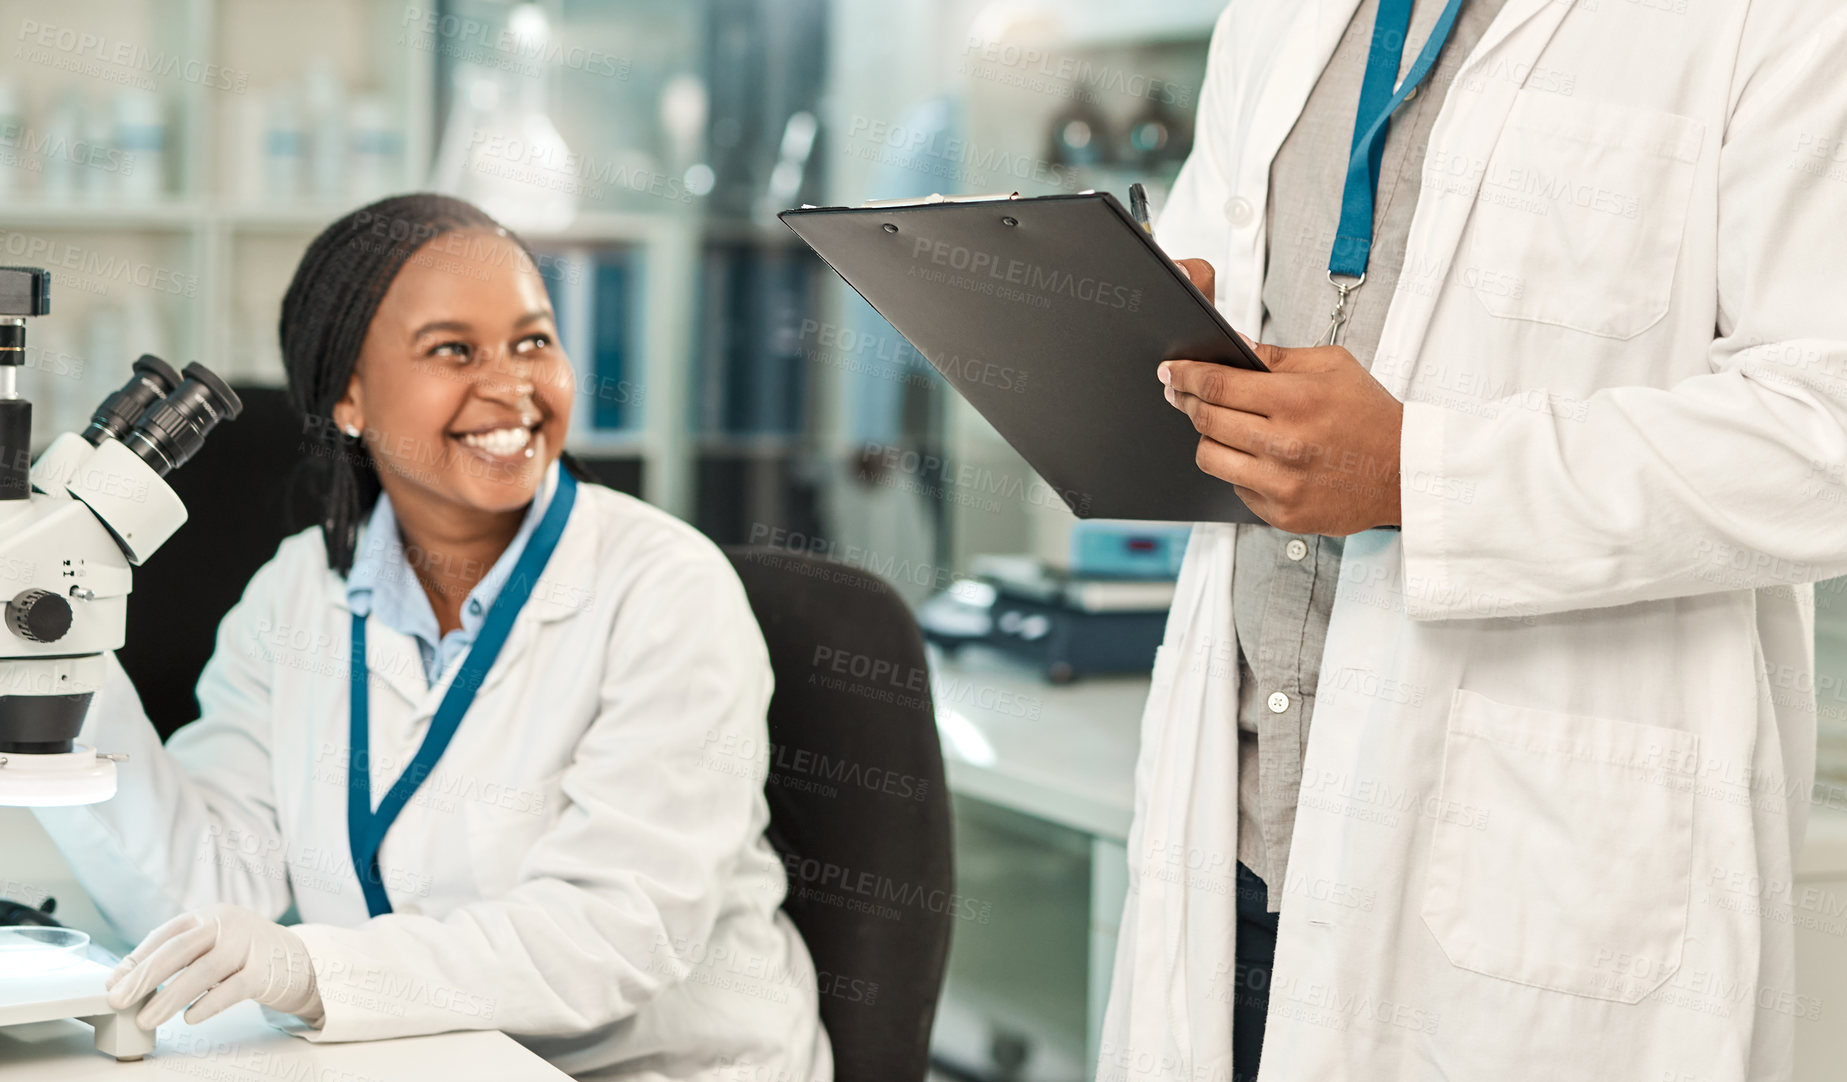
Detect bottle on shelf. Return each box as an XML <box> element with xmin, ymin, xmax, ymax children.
<box><xmin>263</xmin><ymin>87</ymin><xmax>305</xmax><ymax>202</ymax></box>
<box><xmin>113</xmin><ymin>89</ymin><xmax>167</xmax><ymax>201</ymax></box>
<box><xmin>39</xmin><ymin>89</ymin><xmax>83</xmax><ymax>201</ymax></box>
<box><xmin>304</xmin><ymin>58</ymin><xmax>345</xmax><ymax>203</ymax></box>
<box><xmin>346</xmin><ymin>94</ymin><xmax>403</xmax><ymax>202</ymax></box>
<box><xmin>79</xmin><ymin>98</ymin><xmax>113</xmax><ymax>203</ymax></box>
<box><xmin>0</xmin><ymin>79</ymin><xmax>22</xmax><ymax>198</ymax></box>
<box><xmin>430</xmin><ymin>3</ymin><xmax>577</xmax><ymax>232</ymax></box>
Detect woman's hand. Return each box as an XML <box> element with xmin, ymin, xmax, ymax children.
<box><xmin>1166</xmin><ymin>258</ymin><xmax>1404</xmax><ymax>536</ymax></box>
<box><xmin>106</xmin><ymin>903</ymin><xmax>324</xmax><ymax>1030</ymax></box>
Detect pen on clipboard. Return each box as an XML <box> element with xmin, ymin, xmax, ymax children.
<box><xmin>1128</xmin><ymin>182</ymin><xmax>1153</xmax><ymax>234</ymax></box>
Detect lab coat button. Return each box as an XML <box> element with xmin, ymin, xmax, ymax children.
<box><xmin>1285</xmin><ymin>539</ymin><xmax>1309</xmax><ymax>561</ymax></box>
<box><xmin>468</xmin><ymin>599</ymin><xmax>483</xmax><ymax>615</ymax></box>
<box><xmin>1223</xmin><ymin>196</ymin><xmax>1255</xmax><ymax>227</ymax></box>
<box><xmin>1267</xmin><ymin>691</ymin><xmax>1290</xmax><ymax>713</ymax></box>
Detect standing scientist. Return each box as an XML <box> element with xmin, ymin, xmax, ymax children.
<box><xmin>1103</xmin><ymin>0</ymin><xmax>1847</xmax><ymax>1079</ymax></box>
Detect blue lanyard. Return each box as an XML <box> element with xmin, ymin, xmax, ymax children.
<box><xmin>1321</xmin><ymin>0</ymin><xmax>1466</xmax><ymax>344</ymax></box>
<box><xmin>347</xmin><ymin>469</ymin><xmax>578</xmax><ymax>917</ymax></box>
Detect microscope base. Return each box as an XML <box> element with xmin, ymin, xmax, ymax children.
<box><xmin>0</xmin><ymin>958</ymin><xmax>156</xmax><ymax>1061</ymax></box>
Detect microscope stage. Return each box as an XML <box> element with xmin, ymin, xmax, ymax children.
<box><xmin>0</xmin><ymin>960</ymin><xmax>154</xmax><ymax>1060</ymax></box>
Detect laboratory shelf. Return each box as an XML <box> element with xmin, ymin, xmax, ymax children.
<box><xmin>0</xmin><ymin>202</ymin><xmax>204</xmax><ymax>230</ymax></box>
<box><xmin>0</xmin><ymin>0</ymin><xmax>715</xmax><ymax>517</ymax></box>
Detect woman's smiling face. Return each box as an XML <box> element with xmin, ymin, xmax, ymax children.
<box><xmin>337</xmin><ymin>229</ymin><xmax>573</xmax><ymax>517</ymax></box>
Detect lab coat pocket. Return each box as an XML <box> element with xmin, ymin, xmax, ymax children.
<box><xmin>1463</xmin><ymin>93</ymin><xmax>1705</xmax><ymax>340</ymax></box>
<box><xmin>1420</xmin><ymin>689</ymin><xmax>1698</xmax><ymax>1003</ymax></box>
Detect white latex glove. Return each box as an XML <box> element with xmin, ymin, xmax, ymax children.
<box><xmin>104</xmin><ymin>903</ymin><xmax>324</xmax><ymax>1030</ymax></box>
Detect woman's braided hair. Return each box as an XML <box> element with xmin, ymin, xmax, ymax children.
<box><xmin>280</xmin><ymin>193</ymin><xmax>597</xmax><ymax>576</ymax></box>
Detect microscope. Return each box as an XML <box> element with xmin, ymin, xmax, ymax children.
<box><xmin>0</xmin><ymin>266</ymin><xmax>242</xmax><ymax>1062</ymax></box>
<box><xmin>0</xmin><ymin>265</ymin><xmax>241</xmax><ymax>808</ymax></box>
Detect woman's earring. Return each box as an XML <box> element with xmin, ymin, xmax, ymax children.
<box><xmin>343</xmin><ymin>424</ymin><xmax>362</xmax><ymax>439</ymax></box>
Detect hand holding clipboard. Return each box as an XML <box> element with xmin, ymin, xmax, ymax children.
<box><xmin>783</xmin><ymin>189</ymin><xmax>1406</xmax><ymax>531</ymax></box>
<box><xmin>1153</xmin><ymin>254</ymin><xmax>1406</xmax><ymax>535</ymax></box>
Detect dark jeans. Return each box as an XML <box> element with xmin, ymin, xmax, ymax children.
<box><xmin>1233</xmin><ymin>862</ymin><xmax>1279</xmax><ymax>1082</ymax></box>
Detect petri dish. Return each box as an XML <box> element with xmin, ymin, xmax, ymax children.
<box><xmin>0</xmin><ymin>927</ymin><xmax>90</xmax><ymax>977</ymax></box>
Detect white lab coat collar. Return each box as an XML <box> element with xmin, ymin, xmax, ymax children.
<box><xmin>1368</xmin><ymin>0</ymin><xmax>1576</xmax><ymax>399</ymax></box>
<box><xmin>1234</xmin><ymin>0</ymin><xmax>1365</xmax><ymax>226</ymax></box>
<box><xmin>1225</xmin><ymin>0</ymin><xmax>1573</xmax><ymax>397</ymax></box>
<box><xmin>344</xmin><ymin>459</ymin><xmax>561</xmax><ymax>669</ymax></box>
<box><xmin>322</xmin><ymin>461</ymin><xmax>599</xmax><ymax>716</ymax></box>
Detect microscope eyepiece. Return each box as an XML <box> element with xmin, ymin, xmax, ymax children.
<box><xmin>82</xmin><ymin>354</ymin><xmax>182</xmax><ymax>447</ymax></box>
<box><xmin>122</xmin><ymin>362</ymin><xmax>243</xmax><ymax>477</ymax></box>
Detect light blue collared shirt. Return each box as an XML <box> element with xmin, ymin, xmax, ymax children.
<box><xmin>345</xmin><ymin>462</ymin><xmax>559</xmax><ymax>687</ymax></box>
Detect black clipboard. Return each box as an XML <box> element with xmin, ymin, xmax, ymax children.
<box><xmin>780</xmin><ymin>191</ymin><xmax>1265</xmax><ymax>524</ymax></box>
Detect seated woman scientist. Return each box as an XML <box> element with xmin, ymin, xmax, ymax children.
<box><xmin>30</xmin><ymin>192</ymin><xmax>834</xmax><ymax>1081</ymax></box>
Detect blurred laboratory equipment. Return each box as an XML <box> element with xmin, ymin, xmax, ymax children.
<box><xmin>918</xmin><ymin>524</ymin><xmax>1188</xmax><ymax>683</ymax></box>
<box><xmin>431</xmin><ymin>2</ymin><xmax>578</xmax><ymax>232</ymax></box>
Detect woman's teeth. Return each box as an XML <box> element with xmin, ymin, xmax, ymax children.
<box><xmin>458</xmin><ymin>427</ymin><xmax>533</xmax><ymax>456</ymax></box>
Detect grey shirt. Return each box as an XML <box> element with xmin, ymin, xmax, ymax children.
<box><xmin>1235</xmin><ymin>0</ymin><xmax>1510</xmax><ymax>911</ymax></box>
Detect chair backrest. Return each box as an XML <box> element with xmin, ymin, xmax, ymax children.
<box><xmin>724</xmin><ymin>546</ymin><xmax>954</xmax><ymax>1082</ymax></box>
<box><xmin>116</xmin><ymin>385</ymin><xmax>320</xmax><ymax>737</ymax></box>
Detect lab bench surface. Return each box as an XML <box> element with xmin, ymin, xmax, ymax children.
<box><xmin>0</xmin><ymin>809</ymin><xmax>566</xmax><ymax>1081</ymax></box>
<box><xmin>0</xmin><ymin>999</ymin><xmax>567</xmax><ymax>1080</ymax></box>
<box><xmin>927</xmin><ymin>645</ymin><xmax>1145</xmax><ymax>843</ymax></box>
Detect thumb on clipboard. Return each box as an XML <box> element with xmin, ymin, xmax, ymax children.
<box><xmin>1175</xmin><ymin>257</ymin><xmax>1216</xmax><ymax>303</ymax></box>
<box><xmin>1174</xmin><ymin>257</ymin><xmax>1257</xmax><ymax>353</ymax></box>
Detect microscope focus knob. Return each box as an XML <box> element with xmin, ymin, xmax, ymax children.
<box><xmin>7</xmin><ymin>589</ymin><xmax>73</xmax><ymax>644</ymax></box>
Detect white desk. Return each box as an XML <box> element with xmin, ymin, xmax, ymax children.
<box><xmin>929</xmin><ymin>646</ymin><xmax>1142</xmax><ymax>842</ymax></box>
<box><xmin>0</xmin><ymin>1000</ymin><xmax>567</xmax><ymax>1080</ymax></box>
<box><xmin>927</xmin><ymin>645</ymin><xmax>1139</xmax><ymax>1068</ymax></box>
<box><xmin>928</xmin><ymin>647</ymin><xmax>1847</xmax><ymax>1081</ymax></box>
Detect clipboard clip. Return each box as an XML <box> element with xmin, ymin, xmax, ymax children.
<box><xmin>858</xmin><ymin>192</ymin><xmax>1020</xmax><ymax>208</ymax></box>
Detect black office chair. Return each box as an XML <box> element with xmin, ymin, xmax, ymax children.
<box><xmin>725</xmin><ymin>546</ymin><xmax>955</xmax><ymax>1082</ymax></box>
<box><xmin>116</xmin><ymin>385</ymin><xmax>321</xmax><ymax>736</ymax></box>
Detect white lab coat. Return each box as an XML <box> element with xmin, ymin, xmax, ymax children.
<box><xmin>1105</xmin><ymin>1</ymin><xmax>1847</xmax><ymax>1079</ymax></box>
<box><xmin>35</xmin><ymin>469</ymin><xmax>833</xmax><ymax>1082</ymax></box>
